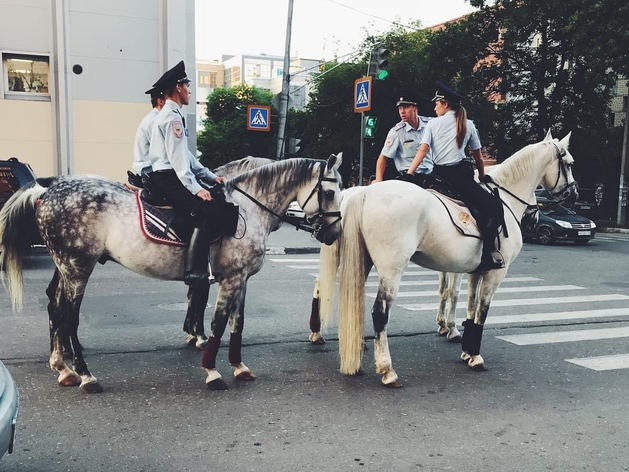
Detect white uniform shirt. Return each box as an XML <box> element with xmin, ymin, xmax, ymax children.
<box><xmin>420</xmin><ymin>110</ymin><xmax>482</xmax><ymax>166</ymax></box>
<box><xmin>132</xmin><ymin>108</ymin><xmax>159</xmax><ymax>174</ymax></box>
<box><xmin>149</xmin><ymin>99</ymin><xmax>217</xmax><ymax>195</ymax></box>
<box><xmin>381</xmin><ymin>116</ymin><xmax>433</xmax><ymax>174</ymax></box>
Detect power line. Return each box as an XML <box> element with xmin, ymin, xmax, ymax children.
<box><xmin>321</xmin><ymin>0</ymin><xmax>422</xmax><ymax>32</ymax></box>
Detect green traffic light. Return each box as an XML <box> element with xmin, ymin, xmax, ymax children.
<box><xmin>377</xmin><ymin>70</ymin><xmax>389</xmax><ymax>80</ymax></box>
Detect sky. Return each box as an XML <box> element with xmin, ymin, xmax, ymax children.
<box><xmin>195</xmin><ymin>0</ymin><xmax>478</xmax><ymax>62</ymax></box>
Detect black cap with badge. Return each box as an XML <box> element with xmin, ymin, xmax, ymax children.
<box><xmin>431</xmin><ymin>80</ymin><xmax>466</xmax><ymax>104</ymax></box>
<box><xmin>151</xmin><ymin>60</ymin><xmax>191</xmax><ymax>92</ymax></box>
<box><xmin>394</xmin><ymin>88</ymin><xmax>420</xmax><ymax>107</ymax></box>
<box><xmin>144</xmin><ymin>86</ymin><xmax>164</xmax><ymax>99</ymax></box>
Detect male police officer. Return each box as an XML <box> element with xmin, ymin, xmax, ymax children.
<box><xmin>132</xmin><ymin>86</ymin><xmax>166</xmax><ymax>175</ymax></box>
<box><xmin>374</xmin><ymin>89</ymin><xmax>433</xmax><ymax>184</ymax></box>
<box><xmin>148</xmin><ymin>60</ymin><xmax>225</xmax><ymax>285</ymax></box>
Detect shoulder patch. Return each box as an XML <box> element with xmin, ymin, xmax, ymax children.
<box><xmin>385</xmin><ymin>137</ymin><xmax>394</xmax><ymax>147</ymax></box>
<box><xmin>172</xmin><ymin>121</ymin><xmax>184</xmax><ymax>138</ymax></box>
<box><xmin>394</xmin><ymin>122</ymin><xmax>406</xmax><ymax>130</ymax></box>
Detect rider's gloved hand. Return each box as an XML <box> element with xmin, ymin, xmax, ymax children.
<box><xmin>480</xmin><ymin>174</ymin><xmax>493</xmax><ymax>184</ymax></box>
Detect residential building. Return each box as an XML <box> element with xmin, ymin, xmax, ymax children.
<box><xmin>196</xmin><ymin>59</ymin><xmax>224</xmax><ymax>129</ymax></box>
<box><xmin>0</xmin><ymin>0</ymin><xmax>196</xmax><ymax>181</ymax></box>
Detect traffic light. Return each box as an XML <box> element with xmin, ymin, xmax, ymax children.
<box><xmin>364</xmin><ymin>116</ymin><xmax>378</xmax><ymax>139</ymax></box>
<box><xmin>369</xmin><ymin>48</ymin><xmax>390</xmax><ymax>80</ymax></box>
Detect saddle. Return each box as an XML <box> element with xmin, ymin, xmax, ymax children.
<box><xmin>128</xmin><ymin>171</ymin><xmax>240</xmax><ymax>246</ymax></box>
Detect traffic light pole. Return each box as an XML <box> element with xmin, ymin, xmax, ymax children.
<box><xmin>359</xmin><ymin>112</ymin><xmax>365</xmax><ymax>186</ymax></box>
<box><xmin>276</xmin><ymin>0</ymin><xmax>294</xmax><ymax>159</ymax></box>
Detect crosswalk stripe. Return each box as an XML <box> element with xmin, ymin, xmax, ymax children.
<box><xmin>370</xmin><ymin>284</ymin><xmax>584</xmax><ymax>298</ymax></box>
<box><xmin>269</xmin><ymin>258</ymin><xmax>320</xmax><ymax>262</ymax></box>
<box><xmin>364</xmin><ymin>276</ymin><xmax>542</xmax><ymax>287</ymax></box>
<box><xmin>287</xmin><ymin>265</ymin><xmax>320</xmax><ymax>269</ymax></box>
<box><xmin>400</xmin><ymin>294</ymin><xmax>629</xmax><ymax>311</ymax></box>
<box><xmin>565</xmin><ymin>353</ymin><xmax>629</xmax><ymax>371</ymax></box>
<box><xmin>484</xmin><ymin>308</ymin><xmax>629</xmax><ymax>325</ymax></box>
<box><xmin>307</xmin><ymin>270</ymin><xmax>440</xmax><ymax>277</ymax></box>
<box><xmin>496</xmin><ymin>326</ymin><xmax>629</xmax><ymax>345</ymax></box>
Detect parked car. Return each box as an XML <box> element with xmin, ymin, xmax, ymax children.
<box><xmin>285</xmin><ymin>201</ymin><xmax>313</xmax><ymax>230</ymax></box>
<box><xmin>0</xmin><ymin>361</ymin><xmax>19</xmax><ymax>459</ymax></box>
<box><xmin>0</xmin><ymin>157</ymin><xmax>42</xmax><ymax>245</ymax></box>
<box><xmin>523</xmin><ymin>198</ymin><xmax>596</xmax><ymax>245</ymax></box>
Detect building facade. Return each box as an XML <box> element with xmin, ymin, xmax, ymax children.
<box><xmin>0</xmin><ymin>0</ymin><xmax>196</xmax><ymax>180</ymax></box>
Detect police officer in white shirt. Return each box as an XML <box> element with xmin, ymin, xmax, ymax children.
<box><xmin>407</xmin><ymin>80</ymin><xmax>504</xmax><ymax>272</ymax></box>
<box><xmin>148</xmin><ymin>60</ymin><xmax>225</xmax><ymax>285</ymax></box>
<box><xmin>132</xmin><ymin>86</ymin><xmax>165</xmax><ymax>175</ymax></box>
<box><xmin>374</xmin><ymin>89</ymin><xmax>433</xmax><ymax>184</ymax></box>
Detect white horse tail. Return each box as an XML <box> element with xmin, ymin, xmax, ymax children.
<box><xmin>0</xmin><ymin>181</ymin><xmax>46</xmax><ymax>310</ymax></box>
<box><xmin>338</xmin><ymin>193</ymin><xmax>367</xmax><ymax>375</ymax></box>
<box><xmin>318</xmin><ymin>238</ymin><xmax>340</xmax><ymax>330</ymax></box>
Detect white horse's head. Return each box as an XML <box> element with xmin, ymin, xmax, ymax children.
<box><xmin>539</xmin><ymin>132</ymin><xmax>578</xmax><ymax>207</ymax></box>
<box><xmin>299</xmin><ymin>153</ymin><xmax>343</xmax><ymax>245</ymax></box>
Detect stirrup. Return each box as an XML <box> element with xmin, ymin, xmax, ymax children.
<box><xmin>471</xmin><ymin>250</ymin><xmax>505</xmax><ymax>274</ymax></box>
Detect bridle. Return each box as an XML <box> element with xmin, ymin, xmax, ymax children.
<box><xmin>233</xmin><ymin>161</ymin><xmax>342</xmax><ymax>239</ymax></box>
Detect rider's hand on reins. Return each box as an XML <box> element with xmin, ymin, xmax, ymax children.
<box><xmin>196</xmin><ymin>188</ymin><xmax>212</xmax><ymax>201</ymax></box>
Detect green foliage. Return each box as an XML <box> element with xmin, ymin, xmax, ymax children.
<box><xmin>197</xmin><ymin>84</ymin><xmax>276</xmax><ymax>169</ymax></box>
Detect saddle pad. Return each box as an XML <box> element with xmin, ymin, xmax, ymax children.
<box><xmin>135</xmin><ymin>191</ymin><xmax>187</xmax><ymax>247</ymax></box>
<box><xmin>426</xmin><ymin>189</ymin><xmax>481</xmax><ymax>238</ymax></box>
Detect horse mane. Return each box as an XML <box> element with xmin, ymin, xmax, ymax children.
<box><xmin>213</xmin><ymin>156</ymin><xmax>276</xmax><ymax>175</ymax></box>
<box><xmin>487</xmin><ymin>141</ymin><xmax>553</xmax><ymax>186</ymax></box>
<box><xmin>225</xmin><ymin>158</ymin><xmax>324</xmax><ymax>194</ymax></box>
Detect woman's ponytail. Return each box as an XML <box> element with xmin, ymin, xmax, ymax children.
<box><xmin>454</xmin><ymin>105</ymin><xmax>467</xmax><ymax>148</ymax></box>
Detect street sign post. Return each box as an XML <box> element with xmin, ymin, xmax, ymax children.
<box><xmin>353</xmin><ymin>76</ymin><xmax>372</xmax><ymax>113</ymax></box>
<box><xmin>247</xmin><ymin>105</ymin><xmax>271</xmax><ymax>132</ymax></box>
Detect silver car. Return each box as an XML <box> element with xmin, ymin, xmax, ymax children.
<box><xmin>0</xmin><ymin>361</ymin><xmax>19</xmax><ymax>459</ymax></box>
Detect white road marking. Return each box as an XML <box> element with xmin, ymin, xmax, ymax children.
<box><xmin>363</xmin><ymin>276</ymin><xmax>542</xmax><ymax>287</ymax></box>
<box><xmin>269</xmin><ymin>258</ymin><xmax>320</xmax><ymax>262</ymax></box>
<box><xmin>484</xmin><ymin>308</ymin><xmax>629</xmax><ymax>325</ymax></box>
<box><xmin>370</xmin><ymin>284</ymin><xmax>584</xmax><ymax>298</ymax></box>
<box><xmin>566</xmin><ymin>353</ymin><xmax>629</xmax><ymax>371</ymax></box>
<box><xmin>400</xmin><ymin>294</ymin><xmax>629</xmax><ymax>311</ymax></box>
<box><xmin>496</xmin><ymin>326</ymin><xmax>629</xmax><ymax>345</ymax></box>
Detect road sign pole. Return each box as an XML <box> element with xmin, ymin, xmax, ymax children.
<box><xmin>359</xmin><ymin>112</ymin><xmax>365</xmax><ymax>186</ymax></box>
<box><xmin>617</xmin><ymin>99</ymin><xmax>629</xmax><ymax>225</ymax></box>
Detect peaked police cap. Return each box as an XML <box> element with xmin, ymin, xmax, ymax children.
<box><xmin>152</xmin><ymin>60</ymin><xmax>191</xmax><ymax>91</ymax></box>
<box><xmin>431</xmin><ymin>80</ymin><xmax>466</xmax><ymax>104</ymax></box>
<box><xmin>394</xmin><ymin>88</ymin><xmax>420</xmax><ymax>107</ymax></box>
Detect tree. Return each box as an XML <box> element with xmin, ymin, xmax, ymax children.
<box><xmin>197</xmin><ymin>84</ymin><xmax>276</xmax><ymax>169</ymax></box>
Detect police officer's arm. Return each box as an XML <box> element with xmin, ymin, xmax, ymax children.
<box><xmin>164</xmin><ymin>120</ymin><xmax>204</xmax><ymax>196</ymax></box>
<box><xmin>188</xmin><ymin>151</ymin><xmax>224</xmax><ymax>184</ymax></box>
<box><xmin>407</xmin><ymin>120</ymin><xmax>435</xmax><ymax>175</ymax></box>
<box><xmin>469</xmin><ymin>124</ymin><xmax>484</xmax><ymax>178</ymax></box>
<box><xmin>376</xmin><ymin>130</ymin><xmax>399</xmax><ymax>182</ymax></box>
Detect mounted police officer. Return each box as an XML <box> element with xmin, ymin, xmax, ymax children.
<box><xmin>374</xmin><ymin>89</ymin><xmax>433</xmax><ymax>184</ymax></box>
<box><xmin>132</xmin><ymin>86</ymin><xmax>166</xmax><ymax>175</ymax></box>
<box><xmin>147</xmin><ymin>60</ymin><xmax>225</xmax><ymax>285</ymax></box>
<box><xmin>407</xmin><ymin>80</ymin><xmax>504</xmax><ymax>273</ymax></box>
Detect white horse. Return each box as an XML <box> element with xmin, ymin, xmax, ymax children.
<box><xmin>320</xmin><ymin>133</ymin><xmax>576</xmax><ymax>387</ymax></box>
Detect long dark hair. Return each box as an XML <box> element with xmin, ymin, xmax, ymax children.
<box><xmin>452</xmin><ymin>103</ymin><xmax>467</xmax><ymax>149</ymax></box>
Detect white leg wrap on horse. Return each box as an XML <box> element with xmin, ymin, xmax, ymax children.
<box><xmin>232</xmin><ymin>363</ymin><xmax>250</xmax><ymax>377</ymax></box>
<box><xmin>204</xmin><ymin>368</ymin><xmax>222</xmax><ymax>384</ymax></box>
<box><xmin>374</xmin><ymin>334</ymin><xmax>392</xmax><ymax>374</ymax></box>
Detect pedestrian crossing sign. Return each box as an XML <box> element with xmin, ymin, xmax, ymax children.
<box><xmin>354</xmin><ymin>76</ymin><xmax>372</xmax><ymax>113</ymax></box>
<box><xmin>247</xmin><ymin>105</ymin><xmax>271</xmax><ymax>131</ymax></box>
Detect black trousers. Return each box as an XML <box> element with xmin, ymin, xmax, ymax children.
<box><xmin>432</xmin><ymin>163</ymin><xmax>500</xmax><ymax>234</ymax></box>
<box><xmin>150</xmin><ymin>170</ymin><xmax>219</xmax><ymax>229</ymax></box>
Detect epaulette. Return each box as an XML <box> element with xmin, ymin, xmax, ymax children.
<box><xmin>394</xmin><ymin>122</ymin><xmax>406</xmax><ymax>131</ymax></box>
<box><xmin>419</xmin><ymin>115</ymin><xmax>432</xmax><ymax>124</ymax></box>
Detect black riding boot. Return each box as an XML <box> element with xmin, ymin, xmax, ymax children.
<box><xmin>473</xmin><ymin>233</ymin><xmax>505</xmax><ymax>274</ymax></box>
<box><xmin>184</xmin><ymin>227</ymin><xmax>213</xmax><ymax>285</ymax></box>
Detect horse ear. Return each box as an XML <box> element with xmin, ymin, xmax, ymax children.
<box><xmin>558</xmin><ymin>131</ymin><xmax>572</xmax><ymax>149</ymax></box>
<box><xmin>544</xmin><ymin>129</ymin><xmax>553</xmax><ymax>141</ymax></box>
<box><xmin>327</xmin><ymin>152</ymin><xmax>342</xmax><ymax>171</ymax></box>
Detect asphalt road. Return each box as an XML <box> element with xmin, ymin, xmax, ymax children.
<box><xmin>2</xmin><ymin>228</ymin><xmax>629</xmax><ymax>471</ymax></box>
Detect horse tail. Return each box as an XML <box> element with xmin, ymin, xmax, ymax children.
<box><xmin>0</xmin><ymin>181</ymin><xmax>46</xmax><ymax>310</ymax></box>
<box><xmin>318</xmin><ymin>238</ymin><xmax>340</xmax><ymax>331</ymax></box>
<box><xmin>338</xmin><ymin>193</ymin><xmax>367</xmax><ymax>375</ymax></box>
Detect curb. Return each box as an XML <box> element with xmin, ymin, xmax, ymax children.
<box><xmin>266</xmin><ymin>246</ymin><xmax>320</xmax><ymax>255</ymax></box>
<box><xmin>597</xmin><ymin>227</ymin><xmax>629</xmax><ymax>234</ymax></box>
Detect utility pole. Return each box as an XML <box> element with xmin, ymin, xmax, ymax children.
<box><xmin>617</xmin><ymin>95</ymin><xmax>629</xmax><ymax>225</ymax></box>
<box><xmin>276</xmin><ymin>0</ymin><xmax>294</xmax><ymax>159</ymax></box>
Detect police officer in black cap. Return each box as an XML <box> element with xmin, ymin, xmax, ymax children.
<box><xmin>148</xmin><ymin>60</ymin><xmax>226</xmax><ymax>285</ymax></box>
<box><xmin>132</xmin><ymin>86</ymin><xmax>165</xmax><ymax>175</ymax></box>
<box><xmin>407</xmin><ymin>80</ymin><xmax>504</xmax><ymax>272</ymax></box>
<box><xmin>374</xmin><ymin>88</ymin><xmax>433</xmax><ymax>183</ymax></box>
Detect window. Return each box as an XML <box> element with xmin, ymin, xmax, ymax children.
<box><xmin>3</xmin><ymin>53</ymin><xmax>50</xmax><ymax>99</ymax></box>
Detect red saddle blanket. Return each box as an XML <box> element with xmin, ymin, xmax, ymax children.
<box><xmin>426</xmin><ymin>189</ymin><xmax>481</xmax><ymax>238</ymax></box>
<box><xmin>135</xmin><ymin>191</ymin><xmax>188</xmax><ymax>247</ymax></box>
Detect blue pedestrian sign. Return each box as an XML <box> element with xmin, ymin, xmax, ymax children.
<box><xmin>354</xmin><ymin>76</ymin><xmax>372</xmax><ymax>113</ymax></box>
<box><xmin>247</xmin><ymin>105</ymin><xmax>271</xmax><ymax>131</ymax></box>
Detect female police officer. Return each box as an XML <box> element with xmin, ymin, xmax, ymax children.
<box><xmin>406</xmin><ymin>81</ymin><xmax>504</xmax><ymax>273</ymax></box>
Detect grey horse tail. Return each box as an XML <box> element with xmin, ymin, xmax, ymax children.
<box><xmin>0</xmin><ymin>181</ymin><xmax>47</xmax><ymax>310</ymax></box>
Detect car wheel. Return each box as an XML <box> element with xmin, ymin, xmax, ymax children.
<box><xmin>537</xmin><ymin>226</ymin><xmax>554</xmax><ymax>245</ymax></box>
<box><xmin>575</xmin><ymin>239</ymin><xmax>589</xmax><ymax>245</ymax></box>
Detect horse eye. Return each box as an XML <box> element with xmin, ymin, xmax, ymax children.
<box><xmin>325</xmin><ymin>189</ymin><xmax>335</xmax><ymax>199</ymax></box>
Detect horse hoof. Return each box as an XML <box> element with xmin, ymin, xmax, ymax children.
<box><xmin>235</xmin><ymin>370</ymin><xmax>256</xmax><ymax>381</ymax></box>
<box><xmin>383</xmin><ymin>379</ymin><xmax>403</xmax><ymax>388</ymax></box>
<box><xmin>460</xmin><ymin>352</ymin><xmax>471</xmax><ymax>363</ymax></box>
<box><xmin>447</xmin><ymin>335</ymin><xmax>462</xmax><ymax>343</ymax></box>
<box><xmin>207</xmin><ymin>378</ymin><xmax>229</xmax><ymax>390</ymax></box>
<box><xmin>195</xmin><ymin>338</ymin><xmax>208</xmax><ymax>350</ymax></box>
<box><xmin>185</xmin><ymin>335</ymin><xmax>197</xmax><ymax>346</ymax></box>
<box><xmin>80</xmin><ymin>381</ymin><xmax>104</xmax><ymax>394</ymax></box>
<box><xmin>469</xmin><ymin>362</ymin><xmax>487</xmax><ymax>371</ymax></box>
<box><xmin>437</xmin><ymin>327</ymin><xmax>448</xmax><ymax>336</ymax></box>
<box><xmin>58</xmin><ymin>371</ymin><xmax>81</xmax><ymax>387</ymax></box>
<box><xmin>311</xmin><ymin>336</ymin><xmax>326</xmax><ymax>345</ymax></box>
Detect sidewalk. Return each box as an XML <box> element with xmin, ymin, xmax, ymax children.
<box><xmin>266</xmin><ymin>224</ymin><xmax>321</xmax><ymax>254</ymax></box>
<box><xmin>598</xmin><ymin>226</ymin><xmax>629</xmax><ymax>234</ymax></box>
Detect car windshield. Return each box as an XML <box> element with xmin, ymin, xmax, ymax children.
<box><xmin>541</xmin><ymin>203</ymin><xmax>575</xmax><ymax>216</ymax></box>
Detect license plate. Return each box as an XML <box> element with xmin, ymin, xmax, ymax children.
<box><xmin>578</xmin><ymin>230</ymin><xmax>591</xmax><ymax>236</ymax></box>
<box><xmin>580</xmin><ymin>205</ymin><xmax>591</xmax><ymax>210</ymax></box>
